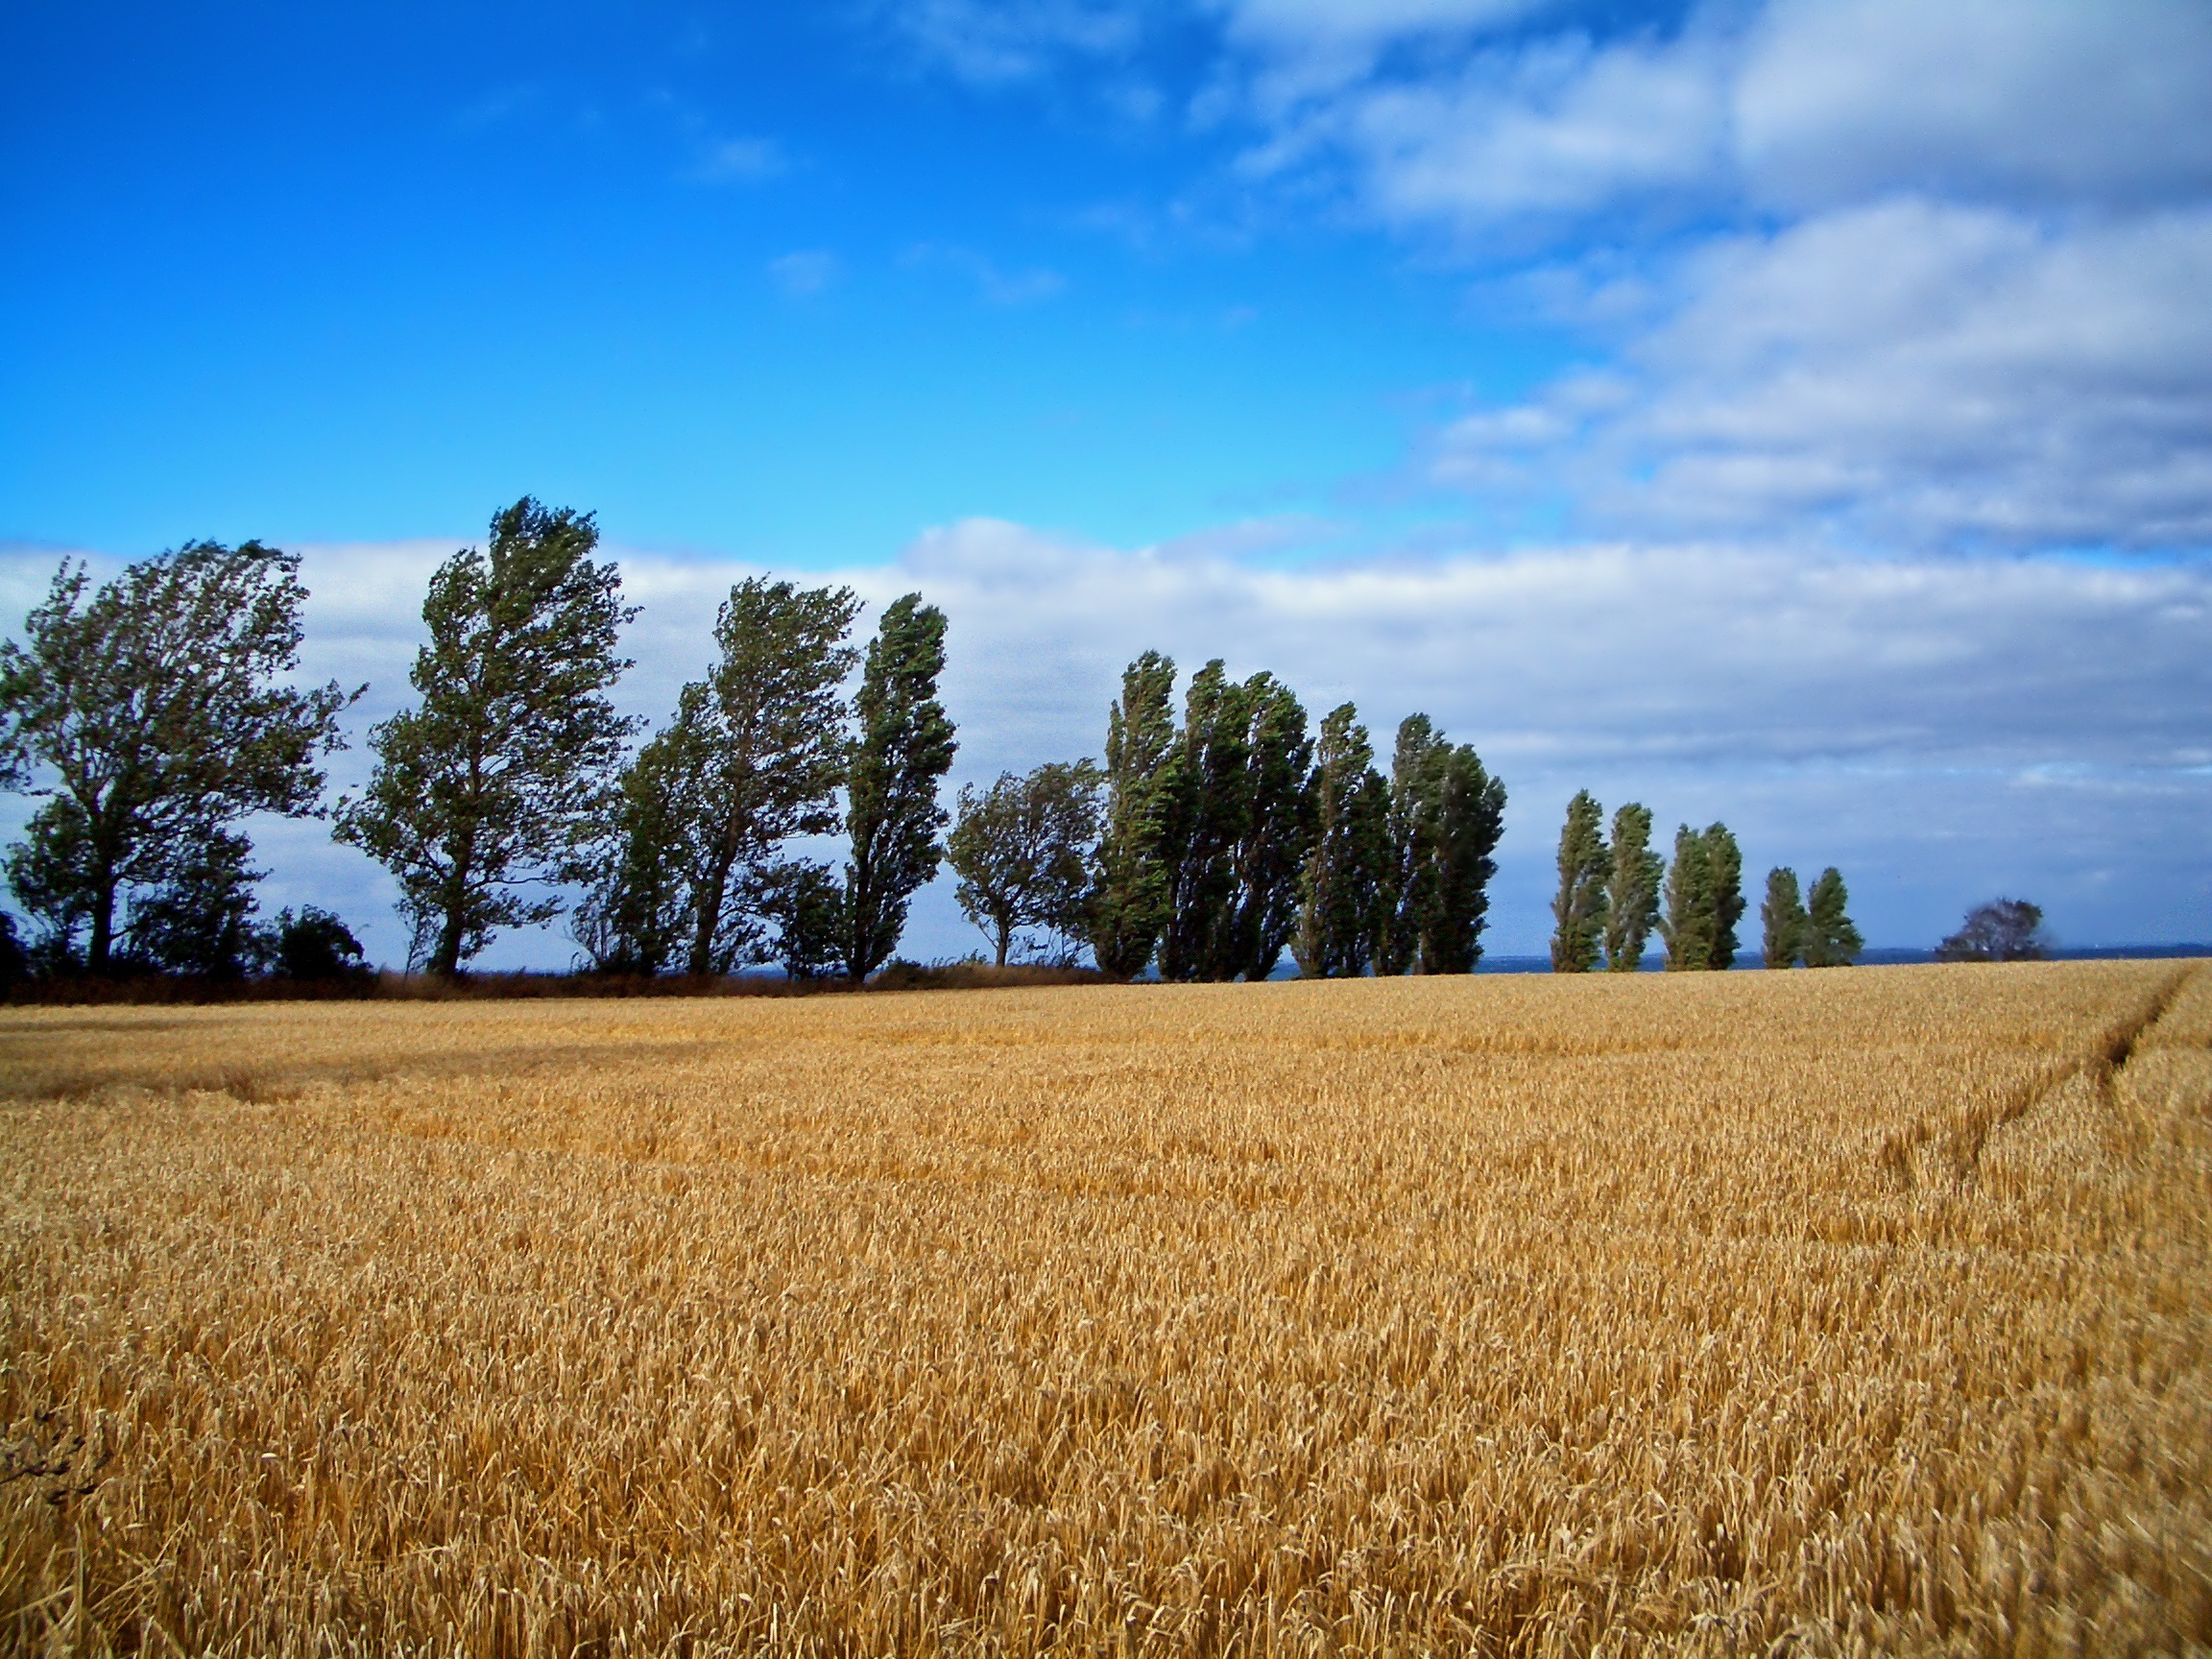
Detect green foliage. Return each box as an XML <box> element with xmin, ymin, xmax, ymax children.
<box><xmin>841</xmin><ymin>594</ymin><xmax>957</xmax><ymax>982</ymax></box>
<box><xmin>1936</xmin><ymin>898</ymin><xmax>2049</xmax><ymax>963</ymax></box>
<box><xmin>1762</xmin><ymin>867</ymin><xmax>1808</xmax><ymax>969</ymax></box>
<box><xmin>338</xmin><ymin>500</ymin><xmax>636</xmax><ymax>977</ymax></box>
<box><xmin>573</xmin><ymin>728</ymin><xmax>700</xmax><ymax>974</ymax></box>
<box><xmin>948</xmin><ymin>761</ymin><xmax>1103</xmax><ymax>967</ymax></box>
<box><xmin>1661</xmin><ymin>823</ymin><xmax>1743</xmax><ymax>970</ymax></box>
<box><xmin>1381</xmin><ymin>715</ymin><xmax>1506</xmax><ymax>975</ymax></box>
<box><xmin>121</xmin><ymin>827</ymin><xmax>267</xmax><ymax>976</ymax></box>
<box><xmin>1804</xmin><ymin>867</ymin><xmax>1863</xmax><ymax>967</ymax></box>
<box><xmin>1087</xmin><ymin>652</ymin><xmax>1179</xmax><ymax>980</ymax></box>
<box><xmin>271</xmin><ymin>905</ymin><xmax>369</xmax><ymax>981</ymax></box>
<box><xmin>0</xmin><ymin>542</ymin><xmax>354</xmax><ymax>970</ymax></box>
<box><xmin>1549</xmin><ymin>790</ymin><xmax>1609</xmax><ymax>973</ymax></box>
<box><xmin>1222</xmin><ymin>674</ymin><xmax>1314</xmax><ymax>981</ymax></box>
<box><xmin>1602</xmin><ymin>804</ymin><xmax>1663</xmax><ymax>972</ymax></box>
<box><xmin>756</xmin><ymin>859</ymin><xmax>847</xmax><ymax>980</ymax></box>
<box><xmin>1293</xmin><ymin>704</ymin><xmax>1391</xmax><ymax>978</ymax></box>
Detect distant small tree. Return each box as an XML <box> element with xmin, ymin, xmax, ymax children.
<box><xmin>271</xmin><ymin>905</ymin><xmax>370</xmax><ymax>981</ymax></box>
<box><xmin>948</xmin><ymin>761</ymin><xmax>1104</xmax><ymax>967</ymax></box>
<box><xmin>337</xmin><ymin>499</ymin><xmax>636</xmax><ymax>976</ymax></box>
<box><xmin>573</xmin><ymin>732</ymin><xmax>697</xmax><ymax>974</ymax></box>
<box><xmin>1803</xmin><ymin>867</ymin><xmax>1863</xmax><ymax>967</ymax></box>
<box><xmin>121</xmin><ymin>827</ymin><xmax>270</xmax><ymax>977</ymax></box>
<box><xmin>1936</xmin><ymin>898</ymin><xmax>2048</xmax><ymax>962</ymax></box>
<box><xmin>1602</xmin><ymin>804</ymin><xmax>1662</xmax><ymax>972</ymax></box>
<box><xmin>1549</xmin><ymin>790</ymin><xmax>1608</xmax><ymax>973</ymax></box>
<box><xmin>1761</xmin><ymin>867</ymin><xmax>1807</xmax><ymax>969</ymax></box>
<box><xmin>757</xmin><ymin>859</ymin><xmax>848</xmax><ymax>981</ymax></box>
<box><xmin>840</xmin><ymin>594</ymin><xmax>956</xmax><ymax>983</ymax></box>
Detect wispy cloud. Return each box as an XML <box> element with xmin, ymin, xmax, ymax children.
<box><xmin>903</xmin><ymin>241</ymin><xmax>1066</xmax><ymax>304</ymax></box>
<box><xmin>768</xmin><ymin>250</ymin><xmax>843</xmax><ymax>296</ymax></box>
<box><xmin>690</xmin><ymin>135</ymin><xmax>787</xmax><ymax>183</ymax></box>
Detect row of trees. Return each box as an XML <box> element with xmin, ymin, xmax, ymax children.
<box><xmin>0</xmin><ymin>505</ymin><xmax>959</xmax><ymax>981</ymax></box>
<box><xmin>937</xmin><ymin>659</ymin><xmax>1507</xmax><ymax>981</ymax></box>
<box><xmin>1548</xmin><ymin>791</ymin><xmax>1861</xmax><ymax>970</ymax></box>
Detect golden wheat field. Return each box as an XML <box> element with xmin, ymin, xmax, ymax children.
<box><xmin>2</xmin><ymin>960</ymin><xmax>2209</xmax><ymax>1656</ymax></box>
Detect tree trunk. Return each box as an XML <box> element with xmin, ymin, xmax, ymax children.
<box><xmin>86</xmin><ymin>875</ymin><xmax>117</xmax><ymax>973</ymax></box>
<box><xmin>431</xmin><ymin>841</ymin><xmax>472</xmax><ymax>978</ymax></box>
<box><xmin>994</xmin><ymin>921</ymin><xmax>1010</xmax><ymax>969</ymax></box>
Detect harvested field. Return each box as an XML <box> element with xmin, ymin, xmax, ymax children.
<box><xmin>2</xmin><ymin>960</ymin><xmax>2209</xmax><ymax>1654</ymax></box>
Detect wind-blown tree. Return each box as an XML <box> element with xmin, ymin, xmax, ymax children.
<box><xmin>1803</xmin><ymin>867</ymin><xmax>1863</xmax><ymax>967</ymax></box>
<box><xmin>656</xmin><ymin>580</ymin><xmax>861</xmax><ymax>977</ymax></box>
<box><xmin>1936</xmin><ymin>898</ymin><xmax>2049</xmax><ymax>962</ymax></box>
<box><xmin>1661</xmin><ymin>823</ymin><xmax>1745</xmax><ymax>971</ymax></box>
<box><xmin>1602</xmin><ymin>803</ymin><xmax>1662</xmax><ymax>972</ymax></box>
<box><xmin>1381</xmin><ymin>715</ymin><xmax>1507</xmax><ymax>975</ymax></box>
<box><xmin>338</xmin><ymin>500</ymin><xmax>635</xmax><ymax>976</ymax></box>
<box><xmin>839</xmin><ymin>593</ymin><xmax>955</xmax><ymax>982</ymax></box>
<box><xmin>1156</xmin><ymin>661</ymin><xmax>1250</xmax><ymax>982</ymax></box>
<box><xmin>1762</xmin><ymin>867</ymin><xmax>1808</xmax><ymax>968</ymax></box>
<box><xmin>1087</xmin><ymin>651</ymin><xmax>1178</xmax><ymax>980</ymax></box>
<box><xmin>0</xmin><ymin>541</ymin><xmax>355</xmax><ymax>972</ymax></box>
<box><xmin>947</xmin><ymin>760</ymin><xmax>1103</xmax><ymax>968</ymax></box>
<box><xmin>1550</xmin><ymin>790</ymin><xmax>1609</xmax><ymax>973</ymax></box>
<box><xmin>1293</xmin><ymin>703</ymin><xmax>1391</xmax><ymax>978</ymax></box>
<box><xmin>572</xmin><ymin>730</ymin><xmax>696</xmax><ymax>974</ymax></box>
<box><xmin>1222</xmin><ymin>673</ymin><xmax>1313</xmax><ymax>981</ymax></box>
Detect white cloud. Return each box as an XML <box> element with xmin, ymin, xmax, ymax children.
<box><xmin>902</xmin><ymin>241</ymin><xmax>1067</xmax><ymax>304</ymax></box>
<box><xmin>1736</xmin><ymin>0</ymin><xmax>2212</xmax><ymax>210</ymax></box>
<box><xmin>1446</xmin><ymin>202</ymin><xmax>2212</xmax><ymax>547</ymax></box>
<box><xmin>690</xmin><ymin>135</ymin><xmax>786</xmax><ymax>183</ymax></box>
<box><xmin>768</xmin><ymin>250</ymin><xmax>843</xmax><ymax>296</ymax></box>
<box><xmin>882</xmin><ymin>0</ymin><xmax>1147</xmax><ymax>85</ymax></box>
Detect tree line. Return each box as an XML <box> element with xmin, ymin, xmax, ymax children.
<box><xmin>0</xmin><ymin>502</ymin><xmax>1980</xmax><ymax>988</ymax></box>
<box><xmin>1547</xmin><ymin>791</ymin><xmax>1862</xmax><ymax>971</ymax></box>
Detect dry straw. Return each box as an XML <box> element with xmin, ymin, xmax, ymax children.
<box><xmin>3</xmin><ymin>960</ymin><xmax>2207</xmax><ymax>1654</ymax></box>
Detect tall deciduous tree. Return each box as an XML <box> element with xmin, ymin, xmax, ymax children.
<box><xmin>0</xmin><ymin>541</ymin><xmax>355</xmax><ymax>971</ymax></box>
<box><xmin>1602</xmin><ymin>803</ymin><xmax>1662</xmax><ymax>972</ymax></box>
<box><xmin>1293</xmin><ymin>703</ymin><xmax>1391</xmax><ymax>978</ymax></box>
<box><xmin>1762</xmin><ymin>867</ymin><xmax>1807</xmax><ymax>969</ymax></box>
<box><xmin>1156</xmin><ymin>661</ymin><xmax>1250</xmax><ymax>982</ymax></box>
<box><xmin>1550</xmin><ymin>790</ymin><xmax>1609</xmax><ymax>973</ymax></box>
<box><xmin>1661</xmin><ymin>823</ymin><xmax>1744</xmax><ymax>971</ymax></box>
<box><xmin>1803</xmin><ymin>867</ymin><xmax>1863</xmax><ymax>967</ymax></box>
<box><xmin>1382</xmin><ymin>715</ymin><xmax>1506</xmax><ymax>975</ymax></box>
<box><xmin>948</xmin><ymin>760</ymin><xmax>1103</xmax><ymax>967</ymax></box>
<box><xmin>338</xmin><ymin>499</ymin><xmax>635</xmax><ymax>977</ymax></box>
<box><xmin>840</xmin><ymin>593</ymin><xmax>956</xmax><ymax>982</ymax></box>
<box><xmin>1087</xmin><ymin>651</ymin><xmax>1177</xmax><ymax>980</ymax></box>
<box><xmin>661</xmin><ymin>580</ymin><xmax>861</xmax><ymax>976</ymax></box>
<box><xmin>1223</xmin><ymin>673</ymin><xmax>1313</xmax><ymax>981</ymax></box>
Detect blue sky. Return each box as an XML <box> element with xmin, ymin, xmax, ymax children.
<box><xmin>4</xmin><ymin>0</ymin><xmax>2210</xmax><ymax>967</ymax></box>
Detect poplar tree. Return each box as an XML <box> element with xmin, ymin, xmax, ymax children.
<box><xmin>1708</xmin><ymin>825</ymin><xmax>1746</xmax><ymax>968</ymax></box>
<box><xmin>840</xmin><ymin>594</ymin><xmax>956</xmax><ymax>982</ymax></box>
<box><xmin>1293</xmin><ymin>703</ymin><xmax>1390</xmax><ymax>978</ymax></box>
<box><xmin>1549</xmin><ymin>790</ymin><xmax>1609</xmax><ymax>973</ymax></box>
<box><xmin>0</xmin><ymin>541</ymin><xmax>355</xmax><ymax>972</ymax></box>
<box><xmin>1086</xmin><ymin>652</ymin><xmax>1177</xmax><ymax>980</ymax></box>
<box><xmin>338</xmin><ymin>500</ymin><xmax>635</xmax><ymax>976</ymax></box>
<box><xmin>1761</xmin><ymin>867</ymin><xmax>1807</xmax><ymax>969</ymax></box>
<box><xmin>1154</xmin><ymin>661</ymin><xmax>1244</xmax><ymax>982</ymax></box>
<box><xmin>1661</xmin><ymin>822</ymin><xmax>1744</xmax><ymax>971</ymax></box>
<box><xmin>1382</xmin><ymin>715</ymin><xmax>1506</xmax><ymax>974</ymax></box>
<box><xmin>1222</xmin><ymin>673</ymin><xmax>1313</xmax><ymax>981</ymax></box>
<box><xmin>1602</xmin><ymin>803</ymin><xmax>1662</xmax><ymax>972</ymax></box>
<box><xmin>1803</xmin><ymin>867</ymin><xmax>1863</xmax><ymax>967</ymax></box>
<box><xmin>1660</xmin><ymin>826</ymin><xmax>1714</xmax><ymax>971</ymax></box>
